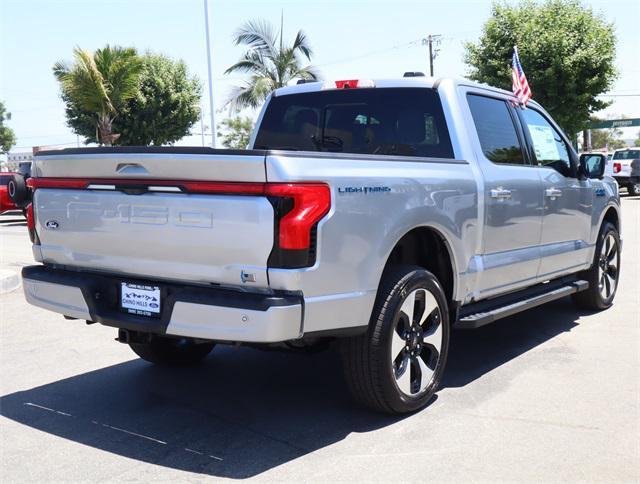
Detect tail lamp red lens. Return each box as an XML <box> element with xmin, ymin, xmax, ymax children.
<box><xmin>26</xmin><ymin>202</ymin><xmax>38</xmax><ymax>243</ymax></box>
<box><xmin>613</xmin><ymin>162</ymin><xmax>621</xmax><ymax>174</ymax></box>
<box><xmin>265</xmin><ymin>183</ymin><xmax>331</xmax><ymax>250</ymax></box>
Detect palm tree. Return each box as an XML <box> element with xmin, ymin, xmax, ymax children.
<box><xmin>53</xmin><ymin>46</ymin><xmax>143</xmax><ymax>145</ymax></box>
<box><xmin>225</xmin><ymin>19</ymin><xmax>318</xmax><ymax>111</ymax></box>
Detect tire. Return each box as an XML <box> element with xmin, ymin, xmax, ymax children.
<box><xmin>573</xmin><ymin>222</ymin><xmax>621</xmax><ymax>310</ymax></box>
<box><xmin>629</xmin><ymin>182</ymin><xmax>640</xmax><ymax>196</ymax></box>
<box><xmin>340</xmin><ymin>265</ymin><xmax>450</xmax><ymax>414</ymax></box>
<box><xmin>129</xmin><ymin>336</ymin><xmax>215</xmax><ymax>366</ymax></box>
<box><xmin>8</xmin><ymin>175</ymin><xmax>27</xmax><ymax>206</ymax></box>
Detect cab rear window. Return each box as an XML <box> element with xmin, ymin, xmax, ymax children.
<box><xmin>613</xmin><ymin>150</ymin><xmax>640</xmax><ymax>160</ymax></box>
<box><xmin>254</xmin><ymin>88</ymin><xmax>454</xmax><ymax>158</ymax></box>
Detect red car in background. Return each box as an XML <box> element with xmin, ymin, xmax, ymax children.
<box><xmin>0</xmin><ymin>172</ymin><xmax>19</xmax><ymax>213</ymax></box>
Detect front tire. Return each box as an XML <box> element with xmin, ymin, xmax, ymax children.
<box><xmin>340</xmin><ymin>265</ymin><xmax>450</xmax><ymax>414</ymax></box>
<box><xmin>573</xmin><ymin>222</ymin><xmax>620</xmax><ymax>310</ymax></box>
<box><xmin>130</xmin><ymin>336</ymin><xmax>215</xmax><ymax>366</ymax></box>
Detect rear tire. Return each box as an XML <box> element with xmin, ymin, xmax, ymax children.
<box><xmin>130</xmin><ymin>336</ymin><xmax>215</xmax><ymax>366</ymax></box>
<box><xmin>573</xmin><ymin>222</ymin><xmax>620</xmax><ymax>310</ymax></box>
<box><xmin>8</xmin><ymin>175</ymin><xmax>27</xmax><ymax>207</ymax></box>
<box><xmin>629</xmin><ymin>182</ymin><xmax>640</xmax><ymax>196</ymax></box>
<box><xmin>340</xmin><ymin>265</ymin><xmax>450</xmax><ymax>414</ymax></box>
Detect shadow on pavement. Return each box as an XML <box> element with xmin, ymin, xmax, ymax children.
<box><xmin>0</xmin><ymin>217</ymin><xmax>26</xmax><ymax>227</ymax></box>
<box><xmin>1</xmin><ymin>297</ymin><xmax>586</xmax><ymax>478</ymax></box>
<box><xmin>444</xmin><ymin>296</ymin><xmax>582</xmax><ymax>388</ymax></box>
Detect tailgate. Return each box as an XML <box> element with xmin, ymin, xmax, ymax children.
<box><xmin>31</xmin><ymin>149</ymin><xmax>274</xmax><ymax>287</ymax></box>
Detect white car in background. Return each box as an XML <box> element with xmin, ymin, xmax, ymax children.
<box><xmin>610</xmin><ymin>148</ymin><xmax>640</xmax><ymax>196</ymax></box>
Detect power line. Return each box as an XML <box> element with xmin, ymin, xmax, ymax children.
<box><xmin>314</xmin><ymin>39</ymin><xmax>422</xmax><ymax>68</ymax></box>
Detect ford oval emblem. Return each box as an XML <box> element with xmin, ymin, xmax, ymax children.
<box><xmin>45</xmin><ymin>220</ymin><xmax>59</xmax><ymax>230</ymax></box>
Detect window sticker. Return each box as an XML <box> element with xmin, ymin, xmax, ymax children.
<box><xmin>528</xmin><ymin>124</ymin><xmax>560</xmax><ymax>161</ymax></box>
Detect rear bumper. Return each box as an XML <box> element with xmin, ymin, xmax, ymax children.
<box><xmin>613</xmin><ymin>175</ymin><xmax>639</xmax><ymax>185</ymax></box>
<box><xmin>22</xmin><ymin>265</ymin><xmax>303</xmax><ymax>343</ymax></box>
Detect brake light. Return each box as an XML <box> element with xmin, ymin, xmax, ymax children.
<box><xmin>326</xmin><ymin>79</ymin><xmax>376</xmax><ymax>90</ymax></box>
<box><xmin>26</xmin><ymin>202</ymin><xmax>39</xmax><ymax>244</ymax></box>
<box><xmin>265</xmin><ymin>183</ymin><xmax>331</xmax><ymax>250</ymax></box>
<box><xmin>613</xmin><ymin>162</ymin><xmax>621</xmax><ymax>174</ymax></box>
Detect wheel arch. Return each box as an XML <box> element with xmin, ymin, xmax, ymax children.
<box><xmin>379</xmin><ymin>225</ymin><xmax>458</xmax><ymax>305</ymax></box>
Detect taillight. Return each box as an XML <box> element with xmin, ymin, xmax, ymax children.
<box><xmin>613</xmin><ymin>162</ymin><xmax>621</xmax><ymax>174</ymax></box>
<box><xmin>26</xmin><ymin>202</ymin><xmax>39</xmax><ymax>244</ymax></box>
<box><xmin>266</xmin><ymin>183</ymin><xmax>331</xmax><ymax>268</ymax></box>
<box><xmin>265</xmin><ymin>184</ymin><xmax>330</xmax><ymax>249</ymax></box>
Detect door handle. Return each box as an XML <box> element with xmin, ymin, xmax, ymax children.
<box><xmin>545</xmin><ymin>188</ymin><xmax>563</xmax><ymax>199</ymax></box>
<box><xmin>490</xmin><ymin>188</ymin><xmax>512</xmax><ymax>200</ymax></box>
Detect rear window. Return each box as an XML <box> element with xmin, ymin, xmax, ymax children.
<box><xmin>254</xmin><ymin>88</ymin><xmax>454</xmax><ymax>158</ymax></box>
<box><xmin>613</xmin><ymin>150</ymin><xmax>640</xmax><ymax>160</ymax></box>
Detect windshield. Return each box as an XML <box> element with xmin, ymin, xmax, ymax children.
<box><xmin>254</xmin><ymin>88</ymin><xmax>454</xmax><ymax>158</ymax></box>
<box><xmin>613</xmin><ymin>150</ymin><xmax>640</xmax><ymax>160</ymax></box>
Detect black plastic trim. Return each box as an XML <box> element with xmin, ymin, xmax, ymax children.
<box><xmin>456</xmin><ymin>277</ymin><xmax>588</xmax><ymax>329</ymax></box>
<box><xmin>302</xmin><ymin>326</ymin><xmax>368</xmax><ymax>338</ymax></box>
<box><xmin>22</xmin><ymin>265</ymin><xmax>302</xmax><ymax>334</ymax></box>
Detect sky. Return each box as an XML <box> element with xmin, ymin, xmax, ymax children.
<box><xmin>1</xmin><ymin>0</ymin><xmax>639</xmax><ymax>151</ymax></box>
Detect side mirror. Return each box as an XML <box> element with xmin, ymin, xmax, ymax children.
<box><xmin>579</xmin><ymin>153</ymin><xmax>606</xmax><ymax>179</ymax></box>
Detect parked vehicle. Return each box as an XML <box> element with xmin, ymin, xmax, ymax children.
<box><xmin>21</xmin><ymin>77</ymin><xmax>620</xmax><ymax>414</ymax></box>
<box><xmin>0</xmin><ymin>172</ymin><xmax>19</xmax><ymax>213</ymax></box>
<box><xmin>7</xmin><ymin>161</ymin><xmax>32</xmax><ymax>213</ymax></box>
<box><xmin>610</xmin><ymin>148</ymin><xmax>640</xmax><ymax>195</ymax></box>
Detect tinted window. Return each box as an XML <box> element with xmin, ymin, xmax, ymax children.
<box><xmin>0</xmin><ymin>175</ymin><xmax>12</xmax><ymax>184</ymax></box>
<box><xmin>519</xmin><ymin>108</ymin><xmax>572</xmax><ymax>176</ymax></box>
<box><xmin>254</xmin><ymin>88</ymin><xmax>454</xmax><ymax>158</ymax></box>
<box><xmin>467</xmin><ymin>95</ymin><xmax>524</xmax><ymax>165</ymax></box>
<box><xmin>613</xmin><ymin>150</ymin><xmax>640</xmax><ymax>160</ymax></box>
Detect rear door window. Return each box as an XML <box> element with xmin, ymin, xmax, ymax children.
<box><xmin>254</xmin><ymin>88</ymin><xmax>454</xmax><ymax>158</ymax></box>
<box><xmin>467</xmin><ymin>94</ymin><xmax>526</xmax><ymax>165</ymax></box>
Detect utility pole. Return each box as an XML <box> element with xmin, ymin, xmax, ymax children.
<box><xmin>422</xmin><ymin>34</ymin><xmax>442</xmax><ymax>76</ymax></box>
<box><xmin>199</xmin><ymin>105</ymin><xmax>205</xmax><ymax>147</ymax></box>
<box><xmin>203</xmin><ymin>0</ymin><xmax>216</xmax><ymax>148</ymax></box>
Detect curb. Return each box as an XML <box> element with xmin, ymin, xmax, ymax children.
<box><xmin>0</xmin><ymin>270</ymin><xmax>21</xmax><ymax>295</ymax></box>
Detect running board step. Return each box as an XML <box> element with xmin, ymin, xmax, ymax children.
<box><xmin>455</xmin><ymin>280</ymin><xmax>589</xmax><ymax>330</ymax></box>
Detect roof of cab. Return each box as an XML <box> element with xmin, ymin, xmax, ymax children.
<box><xmin>272</xmin><ymin>76</ymin><xmax>517</xmax><ymax>99</ymax></box>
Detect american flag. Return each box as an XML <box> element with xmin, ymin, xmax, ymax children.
<box><xmin>512</xmin><ymin>46</ymin><xmax>532</xmax><ymax>106</ymax></box>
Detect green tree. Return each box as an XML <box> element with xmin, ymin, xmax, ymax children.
<box><xmin>225</xmin><ymin>19</ymin><xmax>318</xmax><ymax>111</ymax></box>
<box><xmin>464</xmin><ymin>0</ymin><xmax>617</xmax><ymax>137</ymax></box>
<box><xmin>218</xmin><ymin>116</ymin><xmax>254</xmax><ymax>149</ymax></box>
<box><xmin>54</xmin><ymin>46</ymin><xmax>143</xmax><ymax>145</ymax></box>
<box><xmin>61</xmin><ymin>53</ymin><xmax>202</xmax><ymax>146</ymax></box>
<box><xmin>634</xmin><ymin>131</ymin><xmax>640</xmax><ymax>147</ymax></box>
<box><xmin>590</xmin><ymin>127</ymin><xmax>626</xmax><ymax>150</ymax></box>
<box><xmin>0</xmin><ymin>101</ymin><xmax>16</xmax><ymax>153</ymax></box>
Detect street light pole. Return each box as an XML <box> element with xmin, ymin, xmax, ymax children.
<box><xmin>203</xmin><ymin>0</ymin><xmax>216</xmax><ymax>148</ymax></box>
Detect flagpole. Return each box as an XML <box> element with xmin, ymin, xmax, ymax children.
<box><xmin>204</xmin><ymin>0</ymin><xmax>216</xmax><ymax>148</ymax></box>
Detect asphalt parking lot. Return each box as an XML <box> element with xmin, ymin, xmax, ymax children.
<box><xmin>1</xmin><ymin>197</ymin><xmax>639</xmax><ymax>483</ymax></box>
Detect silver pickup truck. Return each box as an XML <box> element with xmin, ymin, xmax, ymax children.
<box><xmin>22</xmin><ymin>77</ymin><xmax>620</xmax><ymax>414</ymax></box>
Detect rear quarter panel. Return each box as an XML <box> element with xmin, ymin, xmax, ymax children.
<box><xmin>266</xmin><ymin>153</ymin><xmax>478</xmax><ymax>332</ymax></box>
